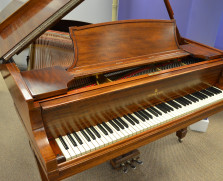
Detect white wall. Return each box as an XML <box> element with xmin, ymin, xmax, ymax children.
<box><xmin>0</xmin><ymin>0</ymin><xmax>11</xmax><ymax>11</ymax></box>
<box><xmin>64</xmin><ymin>0</ymin><xmax>113</xmax><ymax>23</ymax></box>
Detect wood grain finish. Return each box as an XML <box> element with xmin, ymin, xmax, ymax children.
<box><xmin>0</xmin><ymin>0</ymin><xmax>84</xmax><ymax>60</ymax></box>
<box><xmin>181</xmin><ymin>43</ymin><xmax>222</xmax><ymax>60</ymax></box>
<box><xmin>68</xmin><ymin>19</ymin><xmax>189</xmax><ymax>78</ymax></box>
<box><xmin>21</xmin><ymin>66</ymin><xmax>73</xmax><ymax>100</ymax></box>
<box><xmin>40</xmin><ymin>59</ymin><xmax>223</xmax><ymax>138</ymax></box>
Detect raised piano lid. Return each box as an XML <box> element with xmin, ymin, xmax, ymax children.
<box><xmin>0</xmin><ymin>0</ymin><xmax>84</xmax><ymax>61</ymax></box>
<box><xmin>67</xmin><ymin>19</ymin><xmax>190</xmax><ymax>78</ymax></box>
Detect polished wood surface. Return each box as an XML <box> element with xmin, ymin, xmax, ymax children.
<box><xmin>21</xmin><ymin>66</ymin><xmax>73</xmax><ymax>100</ymax></box>
<box><xmin>0</xmin><ymin>0</ymin><xmax>29</xmax><ymax>24</ymax></box>
<box><xmin>40</xmin><ymin>59</ymin><xmax>223</xmax><ymax>138</ymax></box>
<box><xmin>0</xmin><ymin>0</ymin><xmax>84</xmax><ymax>60</ymax></box>
<box><xmin>68</xmin><ymin>19</ymin><xmax>189</xmax><ymax>78</ymax></box>
<box><xmin>1</xmin><ymin>0</ymin><xmax>223</xmax><ymax>180</ymax></box>
<box><xmin>181</xmin><ymin>43</ymin><xmax>222</xmax><ymax>60</ymax></box>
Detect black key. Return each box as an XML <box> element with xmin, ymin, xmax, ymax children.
<box><xmin>185</xmin><ymin>95</ymin><xmax>198</xmax><ymax>103</ymax></box>
<box><xmin>86</xmin><ymin>128</ymin><xmax>96</xmax><ymax>140</ymax></box>
<box><xmin>109</xmin><ymin>120</ymin><xmax>120</xmax><ymax>131</ymax></box>
<box><xmin>72</xmin><ymin>132</ymin><xmax>83</xmax><ymax>145</ymax></box>
<box><xmin>102</xmin><ymin>122</ymin><xmax>113</xmax><ymax>133</ymax></box>
<box><xmin>167</xmin><ymin>100</ymin><xmax>180</xmax><ymax>109</ymax></box>
<box><xmin>175</xmin><ymin>98</ymin><xmax>187</xmax><ymax>106</ymax></box>
<box><xmin>133</xmin><ymin>112</ymin><xmax>145</xmax><ymax>121</ymax></box>
<box><xmin>137</xmin><ymin>110</ymin><xmax>149</xmax><ymax>120</ymax></box>
<box><xmin>189</xmin><ymin>94</ymin><xmax>199</xmax><ymax>102</ymax></box>
<box><xmin>113</xmin><ymin>119</ymin><xmax>125</xmax><ymax>129</ymax></box>
<box><xmin>206</xmin><ymin>87</ymin><xmax>218</xmax><ymax>95</ymax></box>
<box><xmin>150</xmin><ymin>107</ymin><xmax>162</xmax><ymax>115</ymax></box>
<box><xmin>123</xmin><ymin>115</ymin><xmax>135</xmax><ymax>125</ymax></box>
<box><xmin>192</xmin><ymin>93</ymin><xmax>203</xmax><ymax>100</ymax></box>
<box><xmin>155</xmin><ymin>105</ymin><xmax>168</xmax><ymax>113</ymax></box>
<box><xmin>163</xmin><ymin>103</ymin><xmax>174</xmax><ymax>111</ymax></box>
<box><xmin>210</xmin><ymin>87</ymin><xmax>222</xmax><ymax>94</ymax></box>
<box><xmin>59</xmin><ymin>136</ymin><xmax>69</xmax><ymax>150</ymax></box>
<box><xmin>146</xmin><ymin>108</ymin><xmax>159</xmax><ymax>117</ymax></box>
<box><xmin>200</xmin><ymin>90</ymin><xmax>214</xmax><ymax>97</ymax></box>
<box><xmin>180</xmin><ymin>97</ymin><xmax>192</xmax><ymax>105</ymax></box>
<box><xmin>127</xmin><ymin>114</ymin><xmax>140</xmax><ymax>124</ymax></box>
<box><xmin>160</xmin><ymin>103</ymin><xmax>170</xmax><ymax>112</ymax></box>
<box><xmin>67</xmin><ymin>134</ymin><xmax>77</xmax><ymax>147</ymax></box>
<box><xmin>141</xmin><ymin>110</ymin><xmax>153</xmax><ymax>119</ymax></box>
<box><xmin>97</xmin><ymin>124</ymin><xmax>108</xmax><ymax>135</ymax></box>
<box><xmin>197</xmin><ymin>92</ymin><xmax>208</xmax><ymax>99</ymax></box>
<box><xmin>177</xmin><ymin>97</ymin><xmax>189</xmax><ymax>105</ymax></box>
<box><xmin>117</xmin><ymin>117</ymin><xmax>129</xmax><ymax>128</ymax></box>
<box><xmin>171</xmin><ymin>100</ymin><xmax>182</xmax><ymax>108</ymax></box>
<box><xmin>81</xmin><ymin>130</ymin><xmax>91</xmax><ymax>142</ymax></box>
<box><xmin>156</xmin><ymin>104</ymin><xmax>167</xmax><ymax>113</ymax></box>
<box><xmin>90</xmin><ymin>126</ymin><xmax>101</xmax><ymax>138</ymax></box>
<box><xmin>205</xmin><ymin>89</ymin><xmax>217</xmax><ymax>96</ymax></box>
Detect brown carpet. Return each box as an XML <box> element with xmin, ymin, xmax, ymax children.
<box><xmin>0</xmin><ymin>74</ymin><xmax>223</xmax><ymax>181</ymax></box>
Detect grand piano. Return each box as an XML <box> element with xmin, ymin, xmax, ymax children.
<box><xmin>0</xmin><ymin>0</ymin><xmax>223</xmax><ymax>180</ymax></box>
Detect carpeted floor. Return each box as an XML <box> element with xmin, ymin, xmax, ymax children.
<box><xmin>0</xmin><ymin>74</ymin><xmax>223</xmax><ymax>181</ymax></box>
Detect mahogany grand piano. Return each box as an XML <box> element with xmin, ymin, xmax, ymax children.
<box><xmin>0</xmin><ymin>0</ymin><xmax>223</xmax><ymax>180</ymax></box>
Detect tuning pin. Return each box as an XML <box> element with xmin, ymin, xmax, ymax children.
<box><xmin>121</xmin><ymin>163</ymin><xmax>128</xmax><ymax>173</ymax></box>
<box><xmin>126</xmin><ymin>160</ymin><xmax>136</xmax><ymax>169</ymax></box>
<box><xmin>133</xmin><ymin>158</ymin><xmax>143</xmax><ymax>165</ymax></box>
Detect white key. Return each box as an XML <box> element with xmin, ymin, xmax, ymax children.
<box><xmin>117</xmin><ymin>118</ymin><xmax>134</xmax><ymax>137</ymax></box>
<box><xmin>93</xmin><ymin>126</ymin><xmax>110</xmax><ymax>146</ymax></box>
<box><xmin>62</xmin><ymin>136</ymin><xmax>76</xmax><ymax>159</ymax></box>
<box><xmin>64</xmin><ymin>135</ymin><xmax>81</xmax><ymax>158</ymax></box>
<box><xmin>100</xmin><ymin>123</ymin><xmax>117</xmax><ymax>143</ymax></box>
<box><xmin>121</xmin><ymin>117</ymin><xmax>138</xmax><ymax>135</ymax></box>
<box><xmin>103</xmin><ymin>122</ymin><xmax>122</xmax><ymax>141</ymax></box>
<box><xmin>84</xmin><ymin>129</ymin><xmax>101</xmax><ymax>149</ymax></box>
<box><xmin>89</xmin><ymin>127</ymin><xmax>104</xmax><ymax>148</ymax></box>
<box><xmin>94</xmin><ymin>126</ymin><xmax>113</xmax><ymax>144</ymax></box>
<box><xmin>76</xmin><ymin>131</ymin><xmax>91</xmax><ymax>153</ymax></box>
<box><xmin>79</xmin><ymin>131</ymin><xmax>95</xmax><ymax>151</ymax></box>
<box><xmin>55</xmin><ymin>138</ymin><xmax>71</xmax><ymax>161</ymax></box>
<box><xmin>70</xmin><ymin>133</ymin><xmax>86</xmax><ymax>155</ymax></box>
<box><xmin>107</xmin><ymin>122</ymin><xmax>124</xmax><ymax>141</ymax></box>
<box><xmin>122</xmin><ymin>116</ymin><xmax>141</xmax><ymax>134</ymax></box>
<box><xmin>112</xmin><ymin>120</ymin><xmax>129</xmax><ymax>138</ymax></box>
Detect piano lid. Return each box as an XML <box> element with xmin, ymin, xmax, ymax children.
<box><xmin>68</xmin><ymin>19</ymin><xmax>190</xmax><ymax>78</ymax></box>
<box><xmin>0</xmin><ymin>0</ymin><xmax>84</xmax><ymax>61</ymax></box>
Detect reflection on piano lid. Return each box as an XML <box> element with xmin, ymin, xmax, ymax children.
<box><xmin>1</xmin><ymin>0</ymin><xmax>223</xmax><ymax>180</ymax></box>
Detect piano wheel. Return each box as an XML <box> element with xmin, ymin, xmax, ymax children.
<box><xmin>176</xmin><ymin>127</ymin><xmax>188</xmax><ymax>143</ymax></box>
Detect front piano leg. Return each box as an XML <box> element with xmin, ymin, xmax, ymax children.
<box><xmin>34</xmin><ymin>153</ymin><xmax>49</xmax><ymax>181</ymax></box>
<box><xmin>176</xmin><ymin>127</ymin><xmax>188</xmax><ymax>143</ymax></box>
<box><xmin>29</xmin><ymin>141</ymin><xmax>49</xmax><ymax>181</ymax></box>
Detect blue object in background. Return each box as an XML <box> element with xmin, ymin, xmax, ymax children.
<box><xmin>215</xmin><ymin>13</ymin><xmax>223</xmax><ymax>50</ymax></box>
<box><xmin>118</xmin><ymin>0</ymin><xmax>223</xmax><ymax>49</ymax></box>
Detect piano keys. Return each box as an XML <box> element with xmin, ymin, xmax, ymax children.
<box><xmin>55</xmin><ymin>86</ymin><xmax>223</xmax><ymax>161</ymax></box>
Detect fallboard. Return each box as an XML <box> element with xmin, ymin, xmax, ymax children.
<box><xmin>40</xmin><ymin>60</ymin><xmax>223</xmax><ymax>139</ymax></box>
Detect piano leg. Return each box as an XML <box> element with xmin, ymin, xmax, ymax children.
<box><xmin>34</xmin><ymin>153</ymin><xmax>49</xmax><ymax>181</ymax></box>
<box><xmin>176</xmin><ymin>127</ymin><xmax>188</xmax><ymax>143</ymax></box>
<box><xmin>29</xmin><ymin>141</ymin><xmax>55</xmax><ymax>181</ymax></box>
